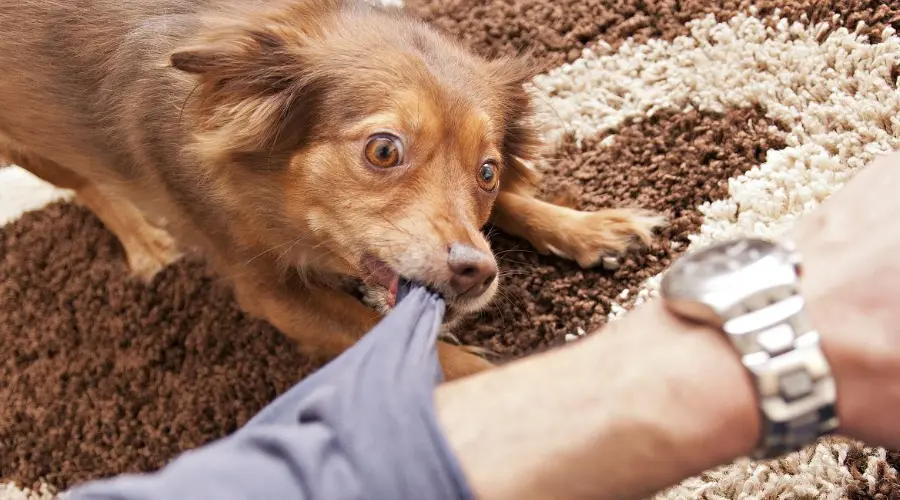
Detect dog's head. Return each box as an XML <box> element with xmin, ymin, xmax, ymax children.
<box><xmin>170</xmin><ymin>0</ymin><xmax>543</xmax><ymax>316</ymax></box>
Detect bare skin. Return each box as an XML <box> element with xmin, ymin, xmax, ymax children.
<box><xmin>433</xmin><ymin>151</ymin><xmax>900</xmax><ymax>500</ymax></box>
<box><xmin>436</xmin><ymin>300</ymin><xmax>758</xmax><ymax>500</ymax></box>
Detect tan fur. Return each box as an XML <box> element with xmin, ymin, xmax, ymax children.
<box><xmin>0</xmin><ymin>0</ymin><xmax>664</xmax><ymax>381</ymax></box>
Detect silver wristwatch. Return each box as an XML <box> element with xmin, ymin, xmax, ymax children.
<box><xmin>660</xmin><ymin>237</ymin><xmax>838</xmax><ymax>460</ymax></box>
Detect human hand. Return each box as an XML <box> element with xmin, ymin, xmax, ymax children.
<box><xmin>791</xmin><ymin>151</ymin><xmax>900</xmax><ymax>449</ymax></box>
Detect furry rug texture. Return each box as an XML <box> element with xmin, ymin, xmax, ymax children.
<box><xmin>3</xmin><ymin>0</ymin><xmax>900</xmax><ymax>498</ymax></box>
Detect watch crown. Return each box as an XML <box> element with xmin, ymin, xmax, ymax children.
<box><xmin>780</xmin><ymin>238</ymin><xmax>803</xmax><ymax>276</ymax></box>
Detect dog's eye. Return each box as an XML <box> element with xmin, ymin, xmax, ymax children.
<box><xmin>477</xmin><ymin>161</ymin><xmax>499</xmax><ymax>192</ymax></box>
<box><xmin>364</xmin><ymin>134</ymin><xmax>403</xmax><ymax>168</ymax></box>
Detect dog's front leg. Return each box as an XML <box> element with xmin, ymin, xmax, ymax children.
<box><xmin>232</xmin><ymin>276</ymin><xmax>493</xmax><ymax>381</ymax></box>
<box><xmin>491</xmin><ymin>188</ymin><xmax>666</xmax><ymax>269</ymax></box>
<box><xmin>233</xmin><ymin>276</ymin><xmax>382</xmax><ymax>362</ymax></box>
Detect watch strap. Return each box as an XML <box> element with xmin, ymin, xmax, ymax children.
<box><xmin>722</xmin><ymin>293</ymin><xmax>839</xmax><ymax>459</ymax></box>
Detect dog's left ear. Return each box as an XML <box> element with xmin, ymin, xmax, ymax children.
<box><xmin>483</xmin><ymin>55</ymin><xmax>544</xmax><ymax>191</ymax></box>
<box><xmin>482</xmin><ymin>55</ymin><xmax>539</xmax><ymax>92</ymax></box>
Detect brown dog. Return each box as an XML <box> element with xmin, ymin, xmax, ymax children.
<box><xmin>0</xmin><ymin>0</ymin><xmax>664</xmax><ymax>380</ymax></box>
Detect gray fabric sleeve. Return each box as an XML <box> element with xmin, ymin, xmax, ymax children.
<box><xmin>64</xmin><ymin>286</ymin><xmax>475</xmax><ymax>500</ymax></box>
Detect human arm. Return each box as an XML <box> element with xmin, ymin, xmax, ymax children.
<box><xmin>437</xmin><ymin>150</ymin><xmax>900</xmax><ymax>500</ymax></box>
<box><xmin>64</xmin><ymin>287</ymin><xmax>474</xmax><ymax>500</ymax></box>
<box><xmin>63</xmin><ymin>293</ymin><xmax>760</xmax><ymax>500</ymax></box>
<box><xmin>435</xmin><ymin>299</ymin><xmax>760</xmax><ymax>500</ymax></box>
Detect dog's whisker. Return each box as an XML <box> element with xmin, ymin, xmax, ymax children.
<box><xmin>178</xmin><ymin>82</ymin><xmax>202</xmax><ymax>130</ymax></box>
<box><xmin>496</xmin><ymin>254</ymin><xmax>539</xmax><ymax>267</ymax></box>
<box><xmin>529</xmin><ymin>90</ymin><xmax>568</xmax><ymax>134</ymax></box>
<box><xmin>497</xmin><ymin>270</ymin><xmax>537</xmax><ymax>278</ymax></box>
<box><xmin>493</xmin><ymin>247</ymin><xmax>533</xmax><ymax>258</ymax></box>
<box><xmin>241</xmin><ymin>239</ymin><xmax>296</xmax><ymax>268</ymax></box>
<box><xmin>480</xmin><ymin>287</ymin><xmax>524</xmax><ymax>330</ymax></box>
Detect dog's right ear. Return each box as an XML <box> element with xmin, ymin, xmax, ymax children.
<box><xmin>169</xmin><ymin>24</ymin><xmax>307</xmax><ymax>94</ymax></box>
<box><xmin>170</xmin><ymin>37</ymin><xmax>272</xmax><ymax>76</ymax></box>
<box><xmin>168</xmin><ymin>18</ymin><xmax>327</xmax><ymax>165</ymax></box>
<box><xmin>168</xmin><ymin>0</ymin><xmax>341</xmax><ymax>87</ymax></box>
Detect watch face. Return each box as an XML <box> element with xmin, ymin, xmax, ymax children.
<box><xmin>674</xmin><ymin>238</ymin><xmax>777</xmax><ymax>280</ymax></box>
<box><xmin>661</xmin><ymin>237</ymin><xmax>798</xmax><ymax>323</ymax></box>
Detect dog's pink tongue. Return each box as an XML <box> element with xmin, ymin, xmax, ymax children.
<box><xmin>363</xmin><ymin>254</ymin><xmax>400</xmax><ymax>307</ymax></box>
<box><xmin>367</xmin><ymin>260</ymin><xmax>395</xmax><ymax>288</ymax></box>
<box><xmin>387</xmin><ymin>275</ymin><xmax>399</xmax><ymax>307</ymax></box>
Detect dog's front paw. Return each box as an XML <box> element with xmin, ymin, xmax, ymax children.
<box><xmin>437</xmin><ymin>342</ymin><xmax>496</xmax><ymax>381</ymax></box>
<box><xmin>124</xmin><ymin>223</ymin><xmax>183</xmax><ymax>282</ymax></box>
<box><xmin>540</xmin><ymin>208</ymin><xmax>667</xmax><ymax>269</ymax></box>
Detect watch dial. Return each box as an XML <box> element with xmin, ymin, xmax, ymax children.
<box><xmin>673</xmin><ymin>238</ymin><xmax>775</xmax><ymax>281</ymax></box>
<box><xmin>662</xmin><ymin>238</ymin><xmax>795</xmax><ymax>324</ymax></box>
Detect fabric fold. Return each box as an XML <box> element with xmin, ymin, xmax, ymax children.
<box><xmin>65</xmin><ymin>284</ymin><xmax>474</xmax><ymax>500</ymax></box>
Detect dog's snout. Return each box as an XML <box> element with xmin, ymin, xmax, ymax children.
<box><xmin>447</xmin><ymin>242</ymin><xmax>498</xmax><ymax>298</ymax></box>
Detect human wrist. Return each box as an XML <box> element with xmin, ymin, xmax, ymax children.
<box><xmin>434</xmin><ymin>299</ymin><xmax>760</xmax><ymax>500</ymax></box>
<box><xmin>603</xmin><ymin>300</ymin><xmax>761</xmax><ymax>468</ymax></box>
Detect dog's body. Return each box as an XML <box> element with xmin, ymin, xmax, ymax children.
<box><xmin>0</xmin><ymin>0</ymin><xmax>664</xmax><ymax>380</ymax></box>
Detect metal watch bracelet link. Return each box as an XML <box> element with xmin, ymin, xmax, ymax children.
<box><xmin>722</xmin><ymin>293</ymin><xmax>839</xmax><ymax>460</ymax></box>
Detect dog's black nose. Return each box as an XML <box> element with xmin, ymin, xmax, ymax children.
<box><xmin>447</xmin><ymin>243</ymin><xmax>498</xmax><ymax>298</ymax></box>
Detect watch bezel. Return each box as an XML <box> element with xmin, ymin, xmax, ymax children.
<box><xmin>660</xmin><ymin>238</ymin><xmax>802</xmax><ymax>327</ymax></box>
<box><xmin>661</xmin><ymin>236</ymin><xmax>837</xmax><ymax>460</ymax></box>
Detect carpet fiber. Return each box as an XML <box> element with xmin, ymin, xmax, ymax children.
<box><xmin>3</xmin><ymin>0</ymin><xmax>900</xmax><ymax>498</ymax></box>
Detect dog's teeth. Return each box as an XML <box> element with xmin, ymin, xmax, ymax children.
<box><xmin>564</xmin><ymin>333</ymin><xmax>578</xmax><ymax>342</ymax></box>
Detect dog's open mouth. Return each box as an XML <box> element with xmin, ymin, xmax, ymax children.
<box><xmin>361</xmin><ymin>253</ymin><xmax>400</xmax><ymax>308</ymax></box>
<box><xmin>352</xmin><ymin>254</ymin><xmax>467</xmax><ymax>330</ymax></box>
